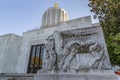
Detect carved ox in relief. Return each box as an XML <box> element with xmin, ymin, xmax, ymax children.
<box><xmin>58</xmin><ymin>41</ymin><xmax>107</xmax><ymax>72</ymax></box>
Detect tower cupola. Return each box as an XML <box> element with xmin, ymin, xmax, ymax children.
<box><xmin>41</xmin><ymin>3</ymin><xmax>69</xmax><ymax>28</ymax></box>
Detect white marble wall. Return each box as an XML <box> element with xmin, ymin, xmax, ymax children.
<box><xmin>0</xmin><ymin>34</ymin><xmax>22</xmax><ymax>73</ymax></box>
<box><xmin>0</xmin><ymin>34</ymin><xmax>10</xmax><ymax>73</ymax></box>
<box><xmin>16</xmin><ymin>16</ymin><xmax>94</xmax><ymax>73</ymax></box>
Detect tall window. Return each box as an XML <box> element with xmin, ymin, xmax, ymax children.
<box><xmin>27</xmin><ymin>44</ymin><xmax>44</xmax><ymax>73</ymax></box>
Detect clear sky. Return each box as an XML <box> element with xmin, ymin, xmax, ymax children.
<box><xmin>0</xmin><ymin>0</ymin><xmax>99</xmax><ymax>36</ymax></box>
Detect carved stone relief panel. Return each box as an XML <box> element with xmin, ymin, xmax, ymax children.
<box><xmin>40</xmin><ymin>26</ymin><xmax>112</xmax><ymax>73</ymax></box>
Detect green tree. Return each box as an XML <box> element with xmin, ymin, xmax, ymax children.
<box><xmin>88</xmin><ymin>0</ymin><xmax>120</xmax><ymax>66</ymax></box>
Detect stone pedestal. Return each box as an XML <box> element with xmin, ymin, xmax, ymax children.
<box><xmin>34</xmin><ymin>73</ymin><xmax>119</xmax><ymax>80</ymax></box>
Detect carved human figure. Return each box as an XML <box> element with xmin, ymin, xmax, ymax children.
<box><xmin>43</xmin><ymin>35</ymin><xmax>57</xmax><ymax>72</ymax></box>
<box><xmin>88</xmin><ymin>42</ymin><xmax>111</xmax><ymax>69</ymax></box>
<box><xmin>88</xmin><ymin>42</ymin><xmax>104</xmax><ymax>69</ymax></box>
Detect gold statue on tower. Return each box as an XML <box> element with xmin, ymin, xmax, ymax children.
<box><xmin>54</xmin><ymin>2</ymin><xmax>58</xmax><ymax>8</ymax></box>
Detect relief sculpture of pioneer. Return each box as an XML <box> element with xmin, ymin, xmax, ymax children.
<box><xmin>42</xmin><ymin>35</ymin><xmax>57</xmax><ymax>72</ymax></box>
<box><xmin>40</xmin><ymin>27</ymin><xmax>112</xmax><ymax>73</ymax></box>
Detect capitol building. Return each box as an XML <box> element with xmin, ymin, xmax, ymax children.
<box><xmin>0</xmin><ymin>3</ymin><xmax>111</xmax><ymax>80</ymax></box>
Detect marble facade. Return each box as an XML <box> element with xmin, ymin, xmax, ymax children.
<box><xmin>35</xmin><ymin>4</ymin><xmax>119</xmax><ymax>80</ymax></box>
<box><xmin>0</xmin><ymin>14</ymin><xmax>94</xmax><ymax>74</ymax></box>
<box><xmin>0</xmin><ymin>4</ymin><xmax>119</xmax><ymax>80</ymax></box>
<box><xmin>16</xmin><ymin>16</ymin><xmax>93</xmax><ymax>73</ymax></box>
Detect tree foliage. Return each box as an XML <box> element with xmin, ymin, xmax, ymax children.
<box><xmin>88</xmin><ymin>0</ymin><xmax>120</xmax><ymax>66</ymax></box>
